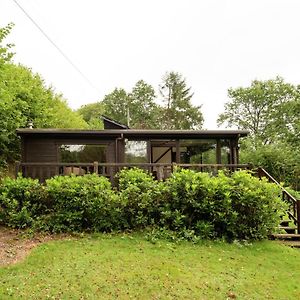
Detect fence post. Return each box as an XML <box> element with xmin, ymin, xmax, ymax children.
<box><xmin>297</xmin><ymin>200</ymin><xmax>300</xmax><ymax>234</ymax></box>
<box><xmin>15</xmin><ymin>161</ymin><xmax>21</xmax><ymax>178</ymax></box>
<box><xmin>93</xmin><ymin>161</ymin><xmax>99</xmax><ymax>174</ymax></box>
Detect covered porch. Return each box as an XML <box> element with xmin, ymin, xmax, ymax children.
<box><xmin>16</xmin><ymin>128</ymin><xmax>249</xmax><ymax>182</ymax></box>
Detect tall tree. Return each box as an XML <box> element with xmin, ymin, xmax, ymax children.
<box><xmin>0</xmin><ymin>24</ymin><xmax>87</xmax><ymax>167</ymax></box>
<box><xmin>159</xmin><ymin>72</ymin><xmax>203</xmax><ymax>129</ymax></box>
<box><xmin>218</xmin><ymin>77</ymin><xmax>299</xmax><ymax>144</ymax></box>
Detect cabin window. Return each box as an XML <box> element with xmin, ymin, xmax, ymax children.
<box><xmin>220</xmin><ymin>139</ymin><xmax>231</xmax><ymax>164</ymax></box>
<box><xmin>179</xmin><ymin>140</ymin><xmax>217</xmax><ymax>164</ymax></box>
<box><xmin>60</xmin><ymin>144</ymin><xmax>107</xmax><ymax>163</ymax></box>
<box><xmin>125</xmin><ymin>140</ymin><xmax>148</xmax><ymax>163</ymax></box>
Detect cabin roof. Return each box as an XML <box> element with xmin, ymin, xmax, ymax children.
<box><xmin>101</xmin><ymin>115</ymin><xmax>129</xmax><ymax>129</ymax></box>
<box><xmin>17</xmin><ymin>128</ymin><xmax>249</xmax><ymax>139</ymax></box>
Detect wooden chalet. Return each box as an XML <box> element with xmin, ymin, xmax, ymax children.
<box><xmin>16</xmin><ymin>117</ymin><xmax>250</xmax><ymax>182</ymax></box>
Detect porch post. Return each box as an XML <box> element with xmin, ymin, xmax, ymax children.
<box><xmin>147</xmin><ymin>139</ymin><xmax>152</xmax><ymax>173</ymax></box>
<box><xmin>176</xmin><ymin>140</ymin><xmax>180</xmax><ymax>163</ymax></box>
<box><xmin>216</xmin><ymin>140</ymin><xmax>221</xmax><ymax>164</ymax></box>
<box><xmin>230</xmin><ymin>139</ymin><xmax>238</xmax><ymax>165</ymax></box>
<box><xmin>297</xmin><ymin>200</ymin><xmax>300</xmax><ymax>234</ymax></box>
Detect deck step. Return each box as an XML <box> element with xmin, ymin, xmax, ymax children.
<box><xmin>278</xmin><ymin>226</ymin><xmax>297</xmax><ymax>231</ymax></box>
<box><xmin>272</xmin><ymin>234</ymin><xmax>300</xmax><ymax>240</ymax></box>
<box><xmin>280</xmin><ymin>241</ymin><xmax>300</xmax><ymax>248</ymax></box>
<box><xmin>280</xmin><ymin>220</ymin><xmax>291</xmax><ymax>226</ymax></box>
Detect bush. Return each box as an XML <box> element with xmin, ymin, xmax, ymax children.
<box><xmin>161</xmin><ymin>169</ymin><xmax>213</xmax><ymax>231</ymax></box>
<box><xmin>0</xmin><ymin>169</ymin><xmax>285</xmax><ymax>241</ymax></box>
<box><xmin>161</xmin><ymin>169</ymin><xmax>284</xmax><ymax>240</ymax></box>
<box><xmin>230</xmin><ymin>171</ymin><xmax>284</xmax><ymax>239</ymax></box>
<box><xmin>117</xmin><ymin>168</ymin><xmax>164</xmax><ymax>229</ymax></box>
<box><xmin>45</xmin><ymin>174</ymin><xmax>121</xmax><ymax>232</ymax></box>
<box><xmin>0</xmin><ymin>176</ymin><xmax>46</xmax><ymax>228</ymax></box>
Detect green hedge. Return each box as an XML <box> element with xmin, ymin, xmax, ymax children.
<box><xmin>0</xmin><ymin>169</ymin><xmax>285</xmax><ymax>240</ymax></box>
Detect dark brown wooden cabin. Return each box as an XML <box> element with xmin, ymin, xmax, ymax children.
<box><xmin>16</xmin><ymin>123</ymin><xmax>249</xmax><ymax>182</ymax></box>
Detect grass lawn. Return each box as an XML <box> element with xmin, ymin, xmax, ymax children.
<box><xmin>0</xmin><ymin>234</ymin><xmax>300</xmax><ymax>299</ymax></box>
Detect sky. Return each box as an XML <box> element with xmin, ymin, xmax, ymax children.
<box><xmin>1</xmin><ymin>0</ymin><xmax>300</xmax><ymax>129</ymax></box>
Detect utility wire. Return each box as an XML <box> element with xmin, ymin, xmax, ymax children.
<box><xmin>12</xmin><ymin>0</ymin><xmax>100</xmax><ymax>93</ymax></box>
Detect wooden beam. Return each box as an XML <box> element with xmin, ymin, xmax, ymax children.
<box><xmin>176</xmin><ymin>140</ymin><xmax>180</xmax><ymax>163</ymax></box>
<box><xmin>216</xmin><ymin>140</ymin><xmax>221</xmax><ymax>164</ymax></box>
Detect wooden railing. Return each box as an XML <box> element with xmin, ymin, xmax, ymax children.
<box><xmin>15</xmin><ymin>161</ymin><xmax>251</xmax><ymax>182</ymax></box>
<box><xmin>257</xmin><ymin>167</ymin><xmax>300</xmax><ymax>233</ymax></box>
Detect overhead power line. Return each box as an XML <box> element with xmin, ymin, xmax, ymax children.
<box><xmin>13</xmin><ymin>0</ymin><xmax>100</xmax><ymax>93</ymax></box>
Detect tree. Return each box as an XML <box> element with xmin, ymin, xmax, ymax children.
<box><xmin>218</xmin><ymin>77</ymin><xmax>299</xmax><ymax>144</ymax></box>
<box><xmin>159</xmin><ymin>72</ymin><xmax>203</xmax><ymax>129</ymax></box>
<box><xmin>0</xmin><ymin>24</ymin><xmax>88</xmax><ymax>167</ymax></box>
<box><xmin>0</xmin><ymin>23</ymin><xmax>14</xmax><ymax>64</ymax></box>
<box><xmin>77</xmin><ymin>102</ymin><xmax>105</xmax><ymax>129</ymax></box>
<box><xmin>0</xmin><ymin>63</ymin><xmax>88</xmax><ymax>165</ymax></box>
<box><xmin>101</xmin><ymin>88</ymin><xmax>130</xmax><ymax>126</ymax></box>
<box><xmin>129</xmin><ymin>80</ymin><xmax>160</xmax><ymax>129</ymax></box>
<box><xmin>100</xmin><ymin>81</ymin><xmax>160</xmax><ymax>129</ymax></box>
<box><xmin>218</xmin><ymin>77</ymin><xmax>300</xmax><ymax>189</ymax></box>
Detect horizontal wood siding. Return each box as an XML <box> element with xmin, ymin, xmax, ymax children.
<box><xmin>24</xmin><ymin>138</ymin><xmax>57</xmax><ymax>163</ymax></box>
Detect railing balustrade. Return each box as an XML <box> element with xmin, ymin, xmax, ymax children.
<box><xmin>15</xmin><ymin>161</ymin><xmax>251</xmax><ymax>182</ymax></box>
<box><xmin>257</xmin><ymin>167</ymin><xmax>300</xmax><ymax>234</ymax></box>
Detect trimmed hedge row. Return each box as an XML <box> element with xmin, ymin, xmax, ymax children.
<box><xmin>0</xmin><ymin>168</ymin><xmax>285</xmax><ymax>240</ymax></box>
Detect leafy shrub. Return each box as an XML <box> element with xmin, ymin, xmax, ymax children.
<box><xmin>161</xmin><ymin>169</ymin><xmax>284</xmax><ymax>240</ymax></box>
<box><xmin>0</xmin><ymin>176</ymin><xmax>46</xmax><ymax>228</ymax></box>
<box><xmin>0</xmin><ymin>169</ymin><xmax>285</xmax><ymax>241</ymax></box>
<box><xmin>240</xmin><ymin>140</ymin><xmax>300</xmax><ymax>190</ymax></box>
<box><xmin>45</xmin><ymin>174</ymin><xmax>121</xmax><ymax>232</ymax></box>
<box><xmin>161</xmin><ymin>169</ymin><xmax>212</xmax><ymax>231</ymax></box>
<box><xmin>230</xmin><ymin>171</ymin><xmax>284</xmax><ymax>240</ymax></box>
<box><xmin>117</xmin><ymin>168</ymin><xmax>164</xmax><ymax>229</ymax></box>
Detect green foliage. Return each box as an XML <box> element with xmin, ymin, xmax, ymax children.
<box><xmin>101</xmin><ymin>88</ymin><xmax>130</xmax><ymax>126</ymax></box>
<box><xmin>45</xmin><ymin>174</ymin><xmax>120</xmax><ymax>232</ymax></box>
<box><xmin>159</xmin><ymin>72</ymin><xmax>204</xmax><ymax>129</ymax></box>
<box><xmin>0</xmin><ymin>23</ymin><xmax>14</xmax><ymax>64</ymax></box>
<box><xmin>161</xmin><ymin>169</ymin><xmax>283</xmax><ymax>240</ymax></box>
<box><xmin>117</xmin><ymin>168</ymin><xmax>164</xmax><ymax>228</ymax></box>
<box><xmin>218</xmin><ymin>77</ymin><xmax>300</xmax><ymax>191</ymax></box>
<box><xmin>77</xmin><ymin>102</ymin><xmax>104</xmax><ymax>129</ymax></box>
<box><xmin>101</xmin><ymin>81</ymin><xmax>161</xmax><ymax>129</ymax></box>
<box><xmin>99</xmin><ymin>74</ymin><xmax>204</xmax><ymax>130</ymax></box>
<box><xmin>230</xmin><ymin>171</ymin><xmax>284</xmax><ymax>239</ymax></box>
<box><xmin>129</xmin><ymin>80</ymin><xmax>161</xmax><ymax>129</ymax></box>
<box><xmin>0</xmin><ymin>25</ymin><xmax>87</xmax><ymax>168</ymax></box>
<box><xmin>218</xmin><ymin>77</ymin><xmax>299</xmax><ymax>143</ymax></box>
<box><xmin>0</xmin><ymin>176</ymin><xmax>46</xmax><ymax>228</ymax></box>
<box><xmin>240</xmin><ymin>139</ymin><xmax>300</xmax><ymax>190</ymax></box>
<box><xmin>0</xmin><ymin>169</ymin><xmax>284</xmax><ymax>240</ymax></box>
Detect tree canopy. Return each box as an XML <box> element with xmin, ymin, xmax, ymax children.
<box><xmin>99</xmin><ymin>73</ymin><xmax>204</xmax><ymax>130</ymax></box>
<box><xmin>0</xmin><ymin>24</ymin><xmax>87</xmax><ymax>166</ymax></box>
<box><xmin>77</xmin><ymin>102</ymin><xmax>104</xmax><ymax>129</ymax></box>
<box><xmin>159</xmin><ymin>72</ymin><xmax>203</xmax><ymax>129</ymax></box>
<box><xmin>218</xmin><ymin>77</ymin><xmax>299</xmax><ymax>144</ymax></box>
<box><xmin>218</xmin><ymin>77</ymin><xmax>300</xmax><ymax>189</ymax></box>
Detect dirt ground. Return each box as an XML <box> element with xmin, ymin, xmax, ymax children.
<box><xmin>0</xmin><ymin>226</ymin><xmax>63</xmax><ymax>267</ymax></box>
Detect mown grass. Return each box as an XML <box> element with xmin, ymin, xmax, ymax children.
<box><xmin>0</xmin><ymin>234</ymin><xmax>300</xmax><ymax>299</ymax></box>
